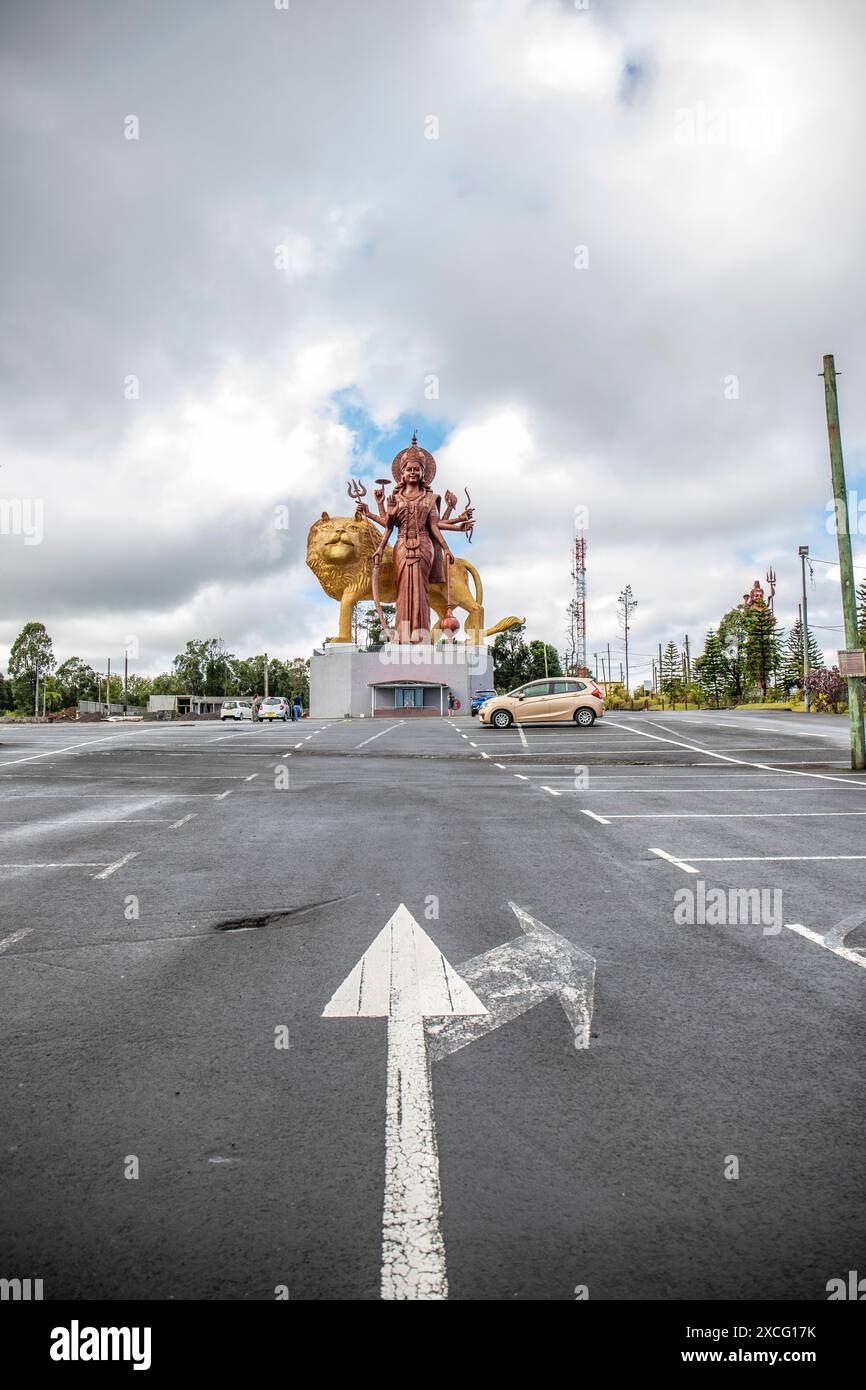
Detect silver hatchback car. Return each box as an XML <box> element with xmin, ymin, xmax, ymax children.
<box><xmin>258</xmin><ymin>696</ymin><xmax>289</xmax><ymax>722</ymax></box>
<box><xmin>220</xmin><ymin>699</ymin><xmax>253</xmax><ymax>722</ymax></box>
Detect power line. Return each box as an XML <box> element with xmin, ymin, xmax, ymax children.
<box><xmin>809</xmin><ymin>555</ymin><xmax>866</xmax><ymax>572</ymax></box>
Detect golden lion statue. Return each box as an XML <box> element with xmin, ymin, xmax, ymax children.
<box><xmin>307</xmin><ymin>513</ymin><xmax>522</xmax><ymax>644</ymax></box>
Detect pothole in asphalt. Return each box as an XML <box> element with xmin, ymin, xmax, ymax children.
<box><xmin>212</xmin><ymin>911</ymin><xmax>291</xmax><ymax>932</ymax></box>
<box><xmin>211</xmin><ymin>893</ymin><xmax>361</xmax><ymax>932</ymax></box>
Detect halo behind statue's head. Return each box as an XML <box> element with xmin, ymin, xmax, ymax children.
<box><xmin>391</xmin><ymin>435</ymin><xmax>436</xmax><ymax>486</ymax></box>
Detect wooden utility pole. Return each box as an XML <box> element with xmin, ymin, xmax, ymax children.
<box><xmin>124</xmin><ymin>652</ymin><xmax>128</xmax><ymax>714</ymax></box>
<box><xmin>107</xmin><ymin>657</ymin><xmax>111</xmax><ymax>716</ymax></box>
<box><xmin>263</xmin><ymin>652</ymin><xmax>269</xmax><ymax>699</ymax></box>
<box><xmin>822</xmin><ymin>356</ymin><xmax>865</xmax><ymax>769</ymax></box>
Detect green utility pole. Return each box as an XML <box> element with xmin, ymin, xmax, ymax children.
<box><xmin>822</xmin><ymin>354</ymin><xmax>865</xmax><ymax>771</ymax></box>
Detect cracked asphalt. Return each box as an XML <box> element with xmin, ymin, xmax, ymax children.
<box><xmin>0</xmin><ymin>709</ymin><xmax>863</xmax><ymax>1300</ymax></box>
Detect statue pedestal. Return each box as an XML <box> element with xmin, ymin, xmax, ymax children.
<box><xmin>309</xmin><ymin>643</ymin><xmax>495</xmax><ymax>719</ymax></box>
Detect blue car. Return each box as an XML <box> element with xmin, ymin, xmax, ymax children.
<box><xmin>470</xmin><ymin>688</ymin><xmax>497</xmax><ymax>716</ymax></box>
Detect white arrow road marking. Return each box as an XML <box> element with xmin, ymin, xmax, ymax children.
<box><xmin>426</xmin><ymin>902</ymin><xmax>596</xmax><ymax>1062</ymax></box>
<box><xmin>0</xmin><ymin>928</ymin><xmax>32</xmax><ymax>953</ymax></box>
<box><xmin>323</xmin><ymin>902</ymin><xmax>596</xmax><ymax>1299</ymax></box>
<box><xmin>787</xmin><ymin>907</ymin><xmax>866</xmax><ymax>969</ymax></box>
<box><xmin>323</xmin><ymin>904</ymin><xmax>486</xmax><ymax>1301</ymax></box>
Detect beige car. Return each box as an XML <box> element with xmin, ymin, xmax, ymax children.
<box><xmin>478</xmin><ymin>677</ymin><xmax>605</xmax><ymax>729</ymax></box>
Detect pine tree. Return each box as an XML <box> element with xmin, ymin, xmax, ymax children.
<box><xmin>743</xmin><ymin>600</ymin><xmax>781</xmax><ymax>698</ymax></box>
<box><xmin>661</xmin><ymin>641</ymin><xmax>682</xmax><ymax>702</ymax></box>
<box><xmin>718</xmin><ymin>606</ymin><xmax>747</xmax><ymax>703</ymax></box>
<box><xmin>779</xmin><ymin>619</ymin><xmax>824</xmax><ymax>694</ymax></box>
<box><xmin>695</xmin><ymin>629</ymin><xmax>728</xmax><ymax>707</ymax></box>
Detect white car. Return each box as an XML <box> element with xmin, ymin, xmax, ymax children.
<box><xmin>220</xmin><ymin>699</ymin><xmax>253</xmax><ymax>722</ymax></box>
<box><xmin>257</xmin><ymin>696</ymin><xmax>289</xmax><ymax>722</ymax></box>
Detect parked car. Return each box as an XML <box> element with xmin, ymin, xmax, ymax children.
<box><xmin>470</xmin><ymin>688</ymin><xmax>497</xmax><ymax>716</ymax></box>
<box><xmin>478</xmin><ymin>678</ymin><xmax>604</xmax><ymax>729</ymax></box>
<box><xmin>220</xmin><ymin>699</ymin><xmax>253</xmax><ymax>722</ymax></box>
<box><xmin>258</xmin><ymin>696</ymin><xmax>289</xmax><ymax>722</ymax></box>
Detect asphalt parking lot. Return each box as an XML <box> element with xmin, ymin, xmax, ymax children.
<box><xmin>0</xmin><ymin>709</ymin><xmax>863</xmax><ymax>1300</ymax></box>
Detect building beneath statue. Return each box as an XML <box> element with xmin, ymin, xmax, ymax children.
<box><xmin>309</xmin><ymin>642</ymin><xmax>494</xmax><ymax>718</ymax></box>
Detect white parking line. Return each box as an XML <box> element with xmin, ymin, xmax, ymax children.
<box><xmin>0</xmin><ymin>862</ymin><xmax>112</xmax><ymax>872</ymax></box>
<box><xmin>168</xmin><ymin>813</ymin><xmax>197</xmax><ymax>829</ymax></box>
<box><xmin>683</xmin><ymin>854</ymin><xmax>866</xmax><ymax>864</ymax></box>
<box><xmin>581</xmin><ymin>809</ymin><xmax>610</xmax><ymax>824</ymax></box>
<box><xmin>0</xmin><ymin>728</ymin><xmax>163</xmax><ymax>769</ymax></box>
<box><xmin>786</xmin><ymin>923</ymin><xmax>866</xmax><ymax>970</ymax></box>
<box><xmin>541</xmin><ymin>785</ymin><xmax>561</xmax><ymax>796</ymax></box>
<box><xmin>517</xmin><ymin>725</ymin><xmax>528</xmax><ymax>749</ymax></box>
<box><xmin>94</xmin><ymin>851</ymin><xmax>139</xmax><ymax>879</ymax></box>
<box><xmin>355</xmin><ymin>722</ymin><xmax>404</xmax><ymax>749</ymax></box>
<box><xmin>649</xmin><ymin>847</ymin><xmax>699</xmax><ymax>874</ymax></box>
<box><xmin>590</xmin><ymin>810</ymin><xmax>866</xmax><ymax>820</ymax></box>
<box><xmin>216</xmin><ymin>790</ymin><xmax>233</xmax><ymax>800</ymax></box>
<box><xmin>244</xmin><ymin>774</ymin><xmax>258</xmax><ymax>781</ymax></box>
<box><xmin>606</xmin><ymin>719</ymin><xmax>866</xmax><ymax>790</ymax></box>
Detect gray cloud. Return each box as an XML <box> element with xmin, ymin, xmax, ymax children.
<box><xmin>1</xmin><ymin>0</ymin><xmax>865</xmax><ymax>680</ymax></box>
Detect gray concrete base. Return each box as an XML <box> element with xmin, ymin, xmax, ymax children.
<box><xmin>309</xmin><ymin>643</ymin><xmax>495</xmax><ymax>719</ymax></box>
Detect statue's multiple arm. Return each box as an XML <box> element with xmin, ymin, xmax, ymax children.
<box><xmin>428</xmin><ymin>509</ymin><xmax>454</xmax><ymax>563</ymax></box>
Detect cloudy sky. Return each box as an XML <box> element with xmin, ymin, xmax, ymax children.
<box><xmin>2</xmin><ymin>0</ymin><xmax>865</xmax><ymax>685</ymax></box>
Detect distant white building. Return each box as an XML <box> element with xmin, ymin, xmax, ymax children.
<box><xmin>147</xmin><ymin>694</ymin><xmax>225</xmax><ymax>718</ymax></box>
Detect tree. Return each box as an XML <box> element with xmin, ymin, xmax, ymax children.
<box><xmin>694</xmin><ymin>629</ymin><xmax>728</xmax><ymax>707</ymax></box>
<box><xmin>171</xmin><ymin>639</ymin><xmax>236</xmax><ymax>695</ymax></box>
<box><xmin>743</xmin><ymin>600</ymin><xmax>781</xmax><ymax>698</ymax></box>
<box><xmin>661</xmin><ymin>641</ymin><xmax>682</xmax><ymax>702</ymax></box>
<box><xmin>718</xmin><ymin>606</ymin><xmax>748</xmax><ymax>703</ymax></box>
<box><xmin>563</xmin><ymin>600</ymin><xmax>578</xmax><ymax>675</ymax></box>
<box><xmin>492</xmin><ymin>624</ymin><xmax>531</xmax><ymax>691</ymax></box>
<box><xmin>358</xmin><ymin>603</ymin><xmax>395</xmax><ymax>649</ymax></box>
<box><xmin>618</xmin><ymin>585</ymin><xmax>638</xmax><ymax>693</ymax></box>
<box><xmin>779</xmin><ymin>619</ymin><xmax>824</xmax><ymax>695</ymax></box>
<box><xmin>526</xmin><ymin>640</ymin><xmax>563</xmax><ymax>680</ymax></box>
<box><xmin>0</xmin><ymin>672</ymin><xmax>13</xmax><ymax>712</ymax></box>
<box><xmin>9</xmin><ymin>621</ymin><xmax>55</xmax><ymax>711</ymax></box>
<box><xmin>55</xmin><ymin>657</ymin><xmax>99</xmax><ymax>707</ymax></box>
<box><xmin>126</xmin><ymin>675</ymin><xmax>153</xmax><ymax>707</ymax></box>
<box><xmin>151</xmin><ymin>672</ymin><xmax>180</xmax><ymax>695</ymax></box>
<box><xmin>805</xmin><ymin>666</ymin><xmax>847</xmax><ymax>712</ymax></box>
<box><xmin>285</xmin><ymin>657</ymin><xmax>310</xmax><ymax>704</ymax></box>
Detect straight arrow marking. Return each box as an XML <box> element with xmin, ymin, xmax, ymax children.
<box><xmin>323</xmin><ymin>904</ymin><xmax>485</xmax><ymax>1301</ymax></box>
<box><xmin>322</xmin><ymin>903</ymin><xmax>595</xmax><ymax>1300</ymax></box>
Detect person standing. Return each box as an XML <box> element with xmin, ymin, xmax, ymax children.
<box><xmin>447</xmin><ymin>690</ymin><xmax>456</xmax><ymax>718</ymax></box>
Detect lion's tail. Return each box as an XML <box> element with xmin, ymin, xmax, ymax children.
<box><xmin>461</xmin><ymin>559</ymin><xmax>483</xmax><ymax>606</ymax></box>
<box><xmin>484</xmin><ymin>615</ymin><xmax>525</xmax><ymax>637</ymax></box>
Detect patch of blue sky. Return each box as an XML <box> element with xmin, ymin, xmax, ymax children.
<box><xmin>330</xmin><ymin>389</ymin><xmax>454</xmax><ymax>479</ymax></box>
